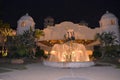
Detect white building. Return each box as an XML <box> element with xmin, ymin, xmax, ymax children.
<box><xmin>17</xmin><ymin>11</ymin><xmax>120</xmax><ymax>50</ymax></box>
<box><xmin>39</xmin><ymin>11</ymin><xmax>120</xmax><ymax>45</ymax></box>
<box><xmin>99</xmin><ymin>11</ymin><xmax>120</xmax><ymax>44</ymax></box>
<box><xmin>17</xmin><ymin>13</ymin><xmax>35</xmax><ymax>35</ymax></box>
<box><xmin>40</xmin><ymin>21</ymin><xmax>100</xmax><ymax>40</ymax></box>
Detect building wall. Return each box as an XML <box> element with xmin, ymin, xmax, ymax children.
<box><xmin>39</xmin><ymin>21</ymin><xmax>100</xmax><ymax>41</ymax></box>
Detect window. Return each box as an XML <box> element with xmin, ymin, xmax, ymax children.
<box><xmin>111</xmin><ymin>20</ymin><xmax>115</xmax><ymax>25</ymax></box>
<box><xmin>21</xmin><ymin>21</ymin><xmax>26</xmax><ymax>27</ymax></box>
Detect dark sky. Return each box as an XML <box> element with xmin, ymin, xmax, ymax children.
<box><xmin>1</xmin><ymin>0</ymin><xmax>120</xmax><ymax>29</ymax></box>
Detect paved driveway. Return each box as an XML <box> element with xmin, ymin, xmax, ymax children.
<box><xmin>0</xmin><ymin>63</ymin><xmax>120</xmax><ymax>80</ymax></box>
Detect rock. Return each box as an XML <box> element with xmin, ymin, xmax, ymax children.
<box><xmin>118</xmin><ymin>59</ymin><xmax>120</xmax><ymax>63</ymax></box>
<box><xmin>11</xmin><ymin>59</ymin><xmax>24</xmax><ymax>64</ymax></box>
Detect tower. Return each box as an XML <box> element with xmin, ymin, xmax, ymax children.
<box><xmin>17</xmin><ymin>13</ymin><xmax>35</xmax><ymax>35</ymax></box>
<box><xmin>44</xmin><ymin>16</ymin><xmax>54</xmax><ymax>28</ymax></box>
<box><xmin>99</xmin><ymin>11</ymin><xmax>120</xmax><ymax>44</ymax></box>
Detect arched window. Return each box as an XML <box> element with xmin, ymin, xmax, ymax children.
<box><xmin>21</xmin><ymin>21</ymin><xmax>26</xmax><ymax>27</ymax></box>
<box><xmin>111</xmin><ymin>20</ymin><xmax>115</xmax><ymax>25</ymax></box>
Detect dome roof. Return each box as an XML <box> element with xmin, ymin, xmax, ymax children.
<box><xmin>44</xmin><ymin>16</ymin><xmax>54</xmax><ymax>21</ymax></box>
<box><xmin>101</xmin><ymin>11</ymin><xmax>117</xmax><ymax>20</ymax></box>
<box><xmin>19</xmin><ymin>13</ymin><xmax>34</xmax><ymax>21</ymax></box>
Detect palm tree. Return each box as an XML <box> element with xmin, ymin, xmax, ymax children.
<box><xmin>0</xmin><ymin>20</ymin><xmax>14</xmax><ymax>57</ymax></box>
<box><xmin>0</xmin><ymin>21</ymin><xmax>13</xmax><ymax>37</ymax></box>
<box><xmin>0</xmin><ymin>21</ymin><xmax>13</xmax><ymax>43</ymax></box>
<box><xmin>34</xmin><ymin>29</ymin><xmax>44</xmax><ymax>40</ymax></box>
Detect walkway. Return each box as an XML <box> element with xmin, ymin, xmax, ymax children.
<box><xmin>0</xmin><ymin>63</ymin><xmax>120</xmax><ymax>80</ymax></box>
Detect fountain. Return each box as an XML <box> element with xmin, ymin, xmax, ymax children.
<box><xmin>43</xmin><ymin>41</ymin><xmax>94</xmax><ymax>68</ymax></box>
<box><xmin>43</xmin><ymin>29</ymin><xmax>94</xmax><ymax>68</ymax></box>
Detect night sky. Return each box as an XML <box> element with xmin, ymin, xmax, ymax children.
<box><xmin>1</xmin><ymin>0</ymin><xmax>120</xmax><ymax>29</ymax></box>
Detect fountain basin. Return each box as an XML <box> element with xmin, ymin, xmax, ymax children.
<box><xmin>43</xmin><ymin>60</ymin><xmax>94</xmax><ymax>68</ymax></box>
<box><xmin>44</xmin><ymin>42</ymin><xmax>95</xmax><ymax>68</ymax></box>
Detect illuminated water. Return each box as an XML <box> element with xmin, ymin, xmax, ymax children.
<box><xmin>49</xmin><ymin>42</ymin><xmax>89</xmax><ymax>62</ymax></box>
<box><xmin>43</xmin><ymin>41</ymin><xmax>94</xmax><ymax>68</ymax></box>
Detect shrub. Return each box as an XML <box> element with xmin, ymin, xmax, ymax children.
<box><xmin>35</xmin><ymin>47</ymin><xmax>48</xmax><ymax>59</ymax></box>
<box><xmin>93</xmin><ymin>49</ymin><xmax>102</xmax><ymax>59</ymax></box>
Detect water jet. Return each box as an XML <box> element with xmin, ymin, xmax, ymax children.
<box><xmin>43</xmin><ymin>41</ymin><xmax>94</xmax><ymax>68</ymax></box>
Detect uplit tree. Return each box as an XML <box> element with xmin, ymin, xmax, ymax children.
<box><xmin>34</xmin><ymin>29</ymin><xmax>44</xmax><ymax>40</ymax></box>
<box><xmin>0</xmin><ymin>20</ymin><xmax>14</xmax><ymax>57</ymax></box>
<box><xmin>0</xmin><ymin>20</ymin><xmax>14</xmax><ymax>44</ymax></box>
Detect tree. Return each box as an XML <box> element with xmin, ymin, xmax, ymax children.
<box><xmin>34</xmin><ymin>29</ymin><xmax>44</xmax><ymax>40</ymax></box>
<box><xmin>95</xmin><ymin>32</ymin><xmax>118</xmax><ymax>46</ymax></box>
<box><xmin>0</xmin><ymin>20</ymin><xmax>14</xmax><ymax>41</ymax></box>
<box><xmin>6</xmin><ymin>28</ymin><xmax>44</xmax><ymax>59</ymax></box>
<box><xmin>0</xmin><ymin>20</ymin><xmax>14</xmax><ymax>57</ymax></box>
<box><xmin>95</xmin><ymin>32</ymin><xmax>118</xmax><ymax>58</ymax></box>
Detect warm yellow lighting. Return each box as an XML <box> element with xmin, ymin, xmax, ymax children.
<box><xmin>72</xmin><ymin>51</ymin><xmax>75</xmax><ymax>54</ymax></box>
<box><xmin>21</xmin><ymin>21</ymin><xmax>26</xmax><ymax>27</ymax></box>
<box><xmin>87</xmin><ymin>50</ymin><xmax>93</xmax><ymax>56</ymax></box>
<box><xmin>61</xmin><ymin>59</ymin><xmax>65</xmax><ymax>62</ymax></box>
<box><xmin>12</xmin><ymin>30</ymin><xmax>16</xmax><ymax>36</ymax></box>
<box><xmin>2</xmin><ymin>49</ymin><xmax>8</xmax><ymax>57</ymax></box>
<box><xmin>78</xmin><ymin>50</ymin><xmax>83</xmax><ymax>53</ymax></box>
<box><xmin>51</xmin><ymin>50</ymin><xmax>56</xmax><ymax>55</ymax></box>
<box><xmin>44</xmin><ymin>50</ymin><xmax>48</xmax><ymax>54</ymax></box>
